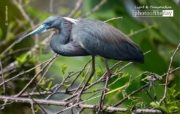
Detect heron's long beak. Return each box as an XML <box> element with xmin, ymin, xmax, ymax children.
<box><xmin>16</xmin><ymin>24</ymin><xmax>49</xmax><ymax>43</ymax></box>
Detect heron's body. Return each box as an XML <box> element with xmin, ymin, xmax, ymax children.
<box><xmin>48</xmin><ymin>17</ymin><xmax>144</xmax><ymax>63</ymax></box>
<box><xmin>17</xmin><ymin>16</ymin><xmax>144</xmax><ymax>106</ymax></box>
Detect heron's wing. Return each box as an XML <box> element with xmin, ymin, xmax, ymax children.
<box><xmin>72</xmin><ymin>19</ymin><xmax>144</xmax><ymax>63</ymax></box>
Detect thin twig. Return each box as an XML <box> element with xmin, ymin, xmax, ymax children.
<box><xmin>113</xmin><ymin>66</ymin><xmax>180</xmax><ymax>107</ymax></box>
<box><xmin>73</xmin><ymin>64</ymin><xmax>91</xmax><ymax>94</ymax></box>
<box><xmin>113</xmin><ymin>83</ymin><xmax>150</xmax><ymax>107</ymax></box>
<box><xmin>12</xmin><ymin>0</ymin><xmax>38</xmax><ymax>43</ymax></box>
<box><xmin>0</xmin><ymin>34</ymin><xmax>51</xmax><ymax>75</ymax></box>
<box><xmin>0</xmin><ymin>42</ymin><xmax>17</xmax><ymax>56</ymax></box>
<box><xmin>159</xmin><ymin>44</ymin><xmax>180</xmax><ymax>104</ymax></box>
<box><xmin>49</xmin><ymin>0</ymin><xmax>54</xmax><ymax>13</ymax></box>
<box><xmin>128</xmin><ymin>25</ymin><xmax>154</xmax><ymax>37</ymax></box>
<box><xmin>80</xmin><ymin>0</ymin><xmax>106</xmax><ymax>18</ymax></box>
<box><xmin>104</xmin><ymin>17</ymin><xmax>123</xmax><ymax>23</ymax></box>
<box><xmin>31</xmin><ymin>58</ymin><xmax>54</xmax><ymax>92</ymax></box>
<box><xmin>70</xmin><ymin>50</ymin><xmax>151</xmax><ymax>100</ymax></box>
<box><xmin>98</xmin><ymin>59</ymin><xmax>111</xmax><ymax>113</ymax></box>
<box><xmin>45</xmin><ymin>68</ymin><xmax>75</xmax><ymax>99</ymax></box>
<box><xmin>15</xmin><ymin>54</ymin><xmax>58</xmax><ymax>97</ymax></box>
<box><xmin>0</xmin><ymin>58</ymin><xmax>6</xmax><ymax>95</ymax></box>
<box><xmin>0</xmin><ymin>95</ymin><xmax>162</xmax><ymax>113</ymax></box>
<box><xmin>68</xmin><ymin>0</ymin><xmax>83</xmax><ymax>18</ymax></box>
<box><xmin>0</xmin><ymin>56</ymin><xmax>53</xmax><ymax>86</ymax></box>
<box><xmin>28</xmin><ymin>93</ymin><xmax>48</xmax><ymax>114</ymax></box>
<box><xmin>145</xmin><ymin>89</ymin><xmax>154</xmax><ymax>101</ymax></box>
<box><xmin>70</xmin><ymin>59</ymin><xmax>91</xmax><ymax>87</ymax></box>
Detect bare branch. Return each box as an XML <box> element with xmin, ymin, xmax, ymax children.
<box><xmin>12</xmin><ymin>0</ymin><xmax>38</xmax><ymax>43</ymax></box>
<box><xmin>0</xmin><ymin>55</ymin><xmax>54</xmax><ymax>86</ymax></box>
<box><xmin>80</xmin><ymin>0</ymin><xmax>106</xmax><ymax>18</ymax></box>
<box><xmin>0</xmin><ymin>58</ymin><xmax>6</xmax><ymax>95</ymax></box>
<box><xmin>159</xmin><ymin>44</ymin><xmax>180</xmax><ymax>104</ymax></box>
<box><xmin>49</xmin><ymin>0</ymin><xmax>54</xmax><ymax>13</ymax></box>
<box><xmin>128</xmin><ymin>25</ymin><xmax>154</xmax><ymax>37</ymax></box>
<box><xmin>104</xmin><ymin>16</ymin><xmax>123</xmax><ymax>23</ymax></box>
<box><xmin>68</xmin><ymin>0</ymin><xmax>83</xmax><ymax>18</ymax></box>
<box><xmin>15</xmin><ymin>54</ymin><xmax>58</xmax><ymax>97</ymax></box>
<box><xmin>113</xmin><ymin>66</ymin><xmax>180</xmax><ymax>107</ymax></box>
<box><xmin>0</xmin><ymin>95</ymin><xmax>162</xmax><ymax>113</ymax></box>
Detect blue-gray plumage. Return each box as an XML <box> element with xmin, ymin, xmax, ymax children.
<box><xmin>71</xmin><ymin>18</ymin><xmax>144</xmax><ymax>63</ymax></box>
<box><xmin>17</xmin><ymin>16</ymin><xmax>144</xmax><ymax>63</ymax></box>
<box><xmin>16</xmin><ymin>16</ymin><xmax>144</xmax><ymax>101</ymax></box>
<box><xmin>17</xmin><ymin>16</ymin><xmax>143</xmax><ymax>63</ymax></box>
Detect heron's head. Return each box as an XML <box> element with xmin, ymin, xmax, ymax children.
<box><xmin>16</xmin><ymin>16</ymin><xmax>77</xmax><ymax>43</ymax></box>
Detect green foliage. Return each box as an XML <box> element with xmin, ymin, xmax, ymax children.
<box><xmin>81</xmin><ymin>71</ymin><xmax>85</xmax><ymax>78</ymax></box>
<box><xmin>167</xmin><ymin>85</ymin><xmax>180</xmax><ymax>100</ymax></box>
<box><xmin>150</xmin><ymin>102</ymin><xmax>169</xmax><ymax>113</ymax></box>
<box><xmin>46</xmin><ymin>81</ymin><xmax>53</xmax><ymax>91</ymax></box>
<box><xmin>63</xmin><ymin>84</ymin><xmax>69</xmax><ymax>90</ymax></box>
<box><xmin>0</xmin><ymin>28</ymin><xmax>3</xmax><ymax>40</ymax></box>
<box><xmin>34</xmin><ymin>106</ymin><xmax>39</xmax><ymax>113</ymax></box>
<box><xmin>61</xmin><ymin>8</ymin><xmax>69</xmax><ymax>15</ymax></box>
<box><xmin>150</xmin><ymin>85</ymin><xmax>180</xmax><ymax>113</ymax></box>
<box><xmin>40</xmin><ymin>77</ymin><xmax>46</xmax><ymax>86</ymax></box>
<box><xmin>88</xmin><ymin>75</ymin><xmax>94</xmax><ymax>85</ymax></box>
<box><xmin>95</xmin><ymin>69</ymin><xmax>102</xmax><ymax>77</ymax></box>
<box><xmin>74</xmin><ymin>10</ymin><xmax>81</xmax><ymax>18</ymax></box>
<box><xmin>0</xmin><ymin>88</ymin><xmax>4</xmax><ymax>95</ymax></box>
<box><xmin>106</xmin><ymin>82</ymin><xmax>130</xmax><ymax>95</ymax></box>
<box><xmin>61</xmin><ymin>64</ymin><xmax>67</xmax><ymax>75</ymax></box>
<box><xmin>16</xmin><ymin>53</ymin><xmax>28</xmax><ymax>65</ymax></box>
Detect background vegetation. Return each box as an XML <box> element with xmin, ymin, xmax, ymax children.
<box><xmin>0</xmin><ymin>0</ymin><xmax>179</xmax><ymax>114</ymax></box>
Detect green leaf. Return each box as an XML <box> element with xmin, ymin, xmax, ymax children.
<box><xmin>8</xmin><ymin>32</ymin><xmax>14</xmax><ymax>40</ymax></box>
<box><xmin>40</xmin><ymin>78</ymin><xmax>46</xmax><ymax>86</ymax></box>
<box><xmin>169</xmin><ymin>106</ymin><xmax>179</xmax><ymax>113</ymax></box>
<box><xmin>106</xmin><ymin>83</ymin><xmax>130</xmax><ymax>95</ymax></box>
<box><xmin>88</xmin><ymin>76</ymin><xmax>94</xmax><ymax>85</ymax></box>
<box><xmin>118</xmin><ymin>73</ymin><xmax>122</xmax><ymax>78</ymax></box>
<box><xmin>0</xmin><ymin>88</ymin><xmax>4</xmax><ymax>95</ymax></box>
<box><xmin>61</xmin><ymin>8</ymin><xmax>69</xmax><ymax>15</ymax></box>
<box><xmin>63</xmin><ymin>84</ymin><xmax>69</xmax><ymax>90</ymax></box>
<box><xmin>0</xmin><ymin>54</ymin><xmax>5</xmax><ymax>59</ymax></box>
<box><xmin>46</xmin><ymin>81</ymin><xmax>52</xmax><ymax>91</ymax></box>
<box><xmin>150</xmin><ymin>102</ymin><xmax>169</xmax><ymax>113</ymax></box>
<box><xmin>173</xmin><ymin>91</ymin><xmax>180</xmax><ymax>98</ymax></box>
<box><xmin>37</xmin><ymin>41</ymin><xmax>43</xmax><ymax>47</ymax></box>
<box><xmin>0</xmin><ymin>28</ymin><xmax>2</xmax><ymax>40</ymax></box>
<box><xmin>150</xmin><ymin>101</ymin><xmax>160</xmax><ymax>108</ymax></box>
<box><xmin>35</xmin><ymin>107</ymin><xmax>39</xmax><ymax>113</ymax></box>
<box><xmin>95</xmin><ymin>69</ymin><xmax>102</xmax><ymax>77</ymax></box>
<box><xmin>123</xmin><ymin>73</ymin><xmax>129</xmax><ymax>77</ymax></box>
<box><xmin>25</xmin><ymin>0</ymin><xmax>30</xmax><ymax>4</ymax></box>
<box><xmin>16</xmin><ymin>54</ymin><xmax>28</xmax><ymax>64</ymax></box>
<box><xmin>81</xmin><ymin>71</ymin><xmax>85</xmax><ymax>78</ymax></box>
<box><xmin>74</xmin><ymin>10</ymin><xmax>81</xmax><ymax>18</ymax></box>
<box><xmin>61</xmin><ymin>64</ymin><xmax>67</xmax><ymax>74</ymax></box>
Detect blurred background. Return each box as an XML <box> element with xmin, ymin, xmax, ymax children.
<box><xmin>0</xmin><ymin>0</ymin><xmax>179</xmax><ymax>114</ymax></box>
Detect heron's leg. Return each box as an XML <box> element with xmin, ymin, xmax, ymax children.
<box><xmin>98</xmin><ymin>58</ymin><xmax>111</xmax><ymax>112</ymax></box>
<box><xmin>76</xmin><ymin>56</ymin><xmax>95</xmax><ymax>101</ymax></box>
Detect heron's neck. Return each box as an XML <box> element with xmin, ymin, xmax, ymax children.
<box><xmin>50</xmin><ymin>20</ymin><xmax>72</xmax><ymax>55</ymax></box>
<box><xmin>51</xmin><ymin>20</ymin><xmax>72</xmax><ymax>43</ymax></box>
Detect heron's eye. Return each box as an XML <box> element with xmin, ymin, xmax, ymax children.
<box><xmin>46</xmin><ymin>23</ymin><xmax>51</xmax><ymax>26</ymax></box>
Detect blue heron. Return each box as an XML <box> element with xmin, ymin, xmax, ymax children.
<box><xmin>16</xmin><ymin>16</ymin><xmax>144</xmax><ymax>101</ymax></box>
